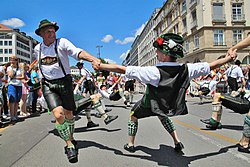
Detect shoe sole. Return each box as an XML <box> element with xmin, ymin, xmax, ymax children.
<box><xmin>105</xmin><ymin>116</ymin><xmax>118</xmax><ymax>125</ymax></box>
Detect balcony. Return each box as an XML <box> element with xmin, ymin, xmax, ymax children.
<box><xmin>232</xmin><ymin>14</ymin><xmax>246</xmax><ymax>24</ymax></box>
<box><xmin>212</xmin><ymin>14</ymin><xmax>226</xmax><ymax>23</ymax></box>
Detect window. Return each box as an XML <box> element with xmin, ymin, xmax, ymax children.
<box><xmin>4</xmin><ymin>57</ymin><xmax>8</xmax><ymax>62</ymax></box>
<box><xmin>184</xmin><ymin>40</ymin><xmax>189</xmax><ymax>53</ymax></box>
<box><xmin>214</xmin><ymin>29</ymin><xmax>224</xmax><ymax>45</ymax></box>
<box><xmin>4</xmin><ymin>41</ymin><xmax>8</xmax><ymax>46</ymax></box>
<box><xmin>9</xmin><ymin>41</ymin><xmax>12</xmax><ymax>46</ymax></box>
<box><xmin>4</xmin><ymin>49</ymin><xmax>8</xmax><ymax>54</ymax></box>
<box><xmin>0</xmin><ymin>57</ymin><xmax>3</xmax><ymax>62</ymax></box>
<box><xmin>233</xmin><ymin>30</ymin><xmax>242</xmax><ymax>45</ymax></box>
<box><xmin>232</xmin><ymin>3</ymin><xmax>242</xmax><ymax>20</ymax></box>
<box><xmin>194</xmin><ymin>35</ymin><xmax>199</xmax><ymax>49</ymax></box>
<box><xmin>0</xmin><ymin>49</ymin><xmax>3</xmax><ymax>54</ymax></box>
<box><xmin>182</xmin><ymin>18</ymin><xmax>187</xmax><ymax>28</ymax></box>
<box><xmin>191</xmin><ymin>10</ymin><xmax>197</xmax><ymax>28</ymax></box>
<box><xmin>212</xmin><ymin>3</ymin><xmax>224</xmax><ymax>20</ymax></box>
<box><xmin>0</xmin><ymin>41</ymin><xmax>3</xmax><ymax>46</ymax></box>
<box><xmin>9</xmin><ymin>49</ymin><xmax>12</xmax><ymax>54</ymax></box>
<box><xmin>181</xmin><ymin>0</ymin><xmax>186</xmax><ymax>12</ymax></box>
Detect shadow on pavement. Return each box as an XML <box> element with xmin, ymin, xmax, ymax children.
<box><xmin>114</xmin><ymin>144</ymin><xmax>235</xmax><ymax>167</ymax></box>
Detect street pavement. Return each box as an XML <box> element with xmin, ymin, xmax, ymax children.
<box><xmin>0</xmin><ymin>94</ymin><xmax>250</xmax><ymax>167</ymax></box>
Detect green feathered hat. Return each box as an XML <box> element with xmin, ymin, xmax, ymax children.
<box><xmin>35</xmin><ymin>19</ymin><xmax>59</xmax><ymax>36</ymax></box>
<box><xmin>153</xmin><ymin>33</ymin><xmax>184</xmax><ymax>58</ymax></box>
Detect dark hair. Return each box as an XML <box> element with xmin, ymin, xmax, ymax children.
<box><xmin>100</xmin><ymin>84</ymin><xmax>106</xmax><ymax>89</ymax></box>
<box><xmin>235</xmin><ymin>60</ymin><xmax>241</xmax><ymax>66</ymax></box>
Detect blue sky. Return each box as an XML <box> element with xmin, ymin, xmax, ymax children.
<box><xmin>0</xmin><ymin>0</ymin><xmax>164</xmax><ymax>71</ymax></box>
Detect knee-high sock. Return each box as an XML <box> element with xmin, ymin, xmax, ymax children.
<box><xmin>128</xmin><ymin>119</ymin><xmax>138</xmax><ymax>136</ymax></box>
<box><xmin>100</xmin><ymin>99</ymin><xmax>107</xmax><ymax>110</ymax></box>
<box><xmin>85</xmin><ymin>109</ymin><xmax>92</xmax><ymax>122</ymax></box>
<box><xmin>243</xmin><ymin>115</ymin><xmax>250</xmax><ymax>138</ymax></box>
<box><xmin>118</xmin><ymin>89</ymin><xmax>127</xmax><ymax>101</ymax></box>
<box><xmin>160</xmin><ymin>117</ymin><xmax>176</xmax><ymax>134</ymax></box>
<box><xmin>130</xmin><ymin>93</ymin><xmax>134</xmax><ymax>103</ymax></box>
<box><xmin>212</xmin><ymin>102</ymin><xmax>222</xmax><ymax>121</ymax></box>
<box><xmin>93</xmin><ymin>101</ymin><xmax>108</xmax><ymax>119</ymax></box>
<box><xmin>65</xmin><ymin>118</ymin><xmax>75</xmax><ymax>136</ymax></box>
<box><xmin>55</xmin><ymin>121</ymin><xmax>71</xmax><ymax>141</ymax></box>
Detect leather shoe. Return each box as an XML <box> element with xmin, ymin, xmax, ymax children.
<box><xmin>174</xmin><ymin>142</ymin><xmax>184</xmax><ymax>152</ymax></box>
<box><xmin>124</xmin><ymin>143</ymin><xmax>135</xmax><ymax>153</ymax></box>
<box><xmin>104</xmin><ymin>115</ymin><xmax>118</xmax><ymax>125</ymax></box>
<box><xmin>65</xmin><ymin>147</ymin><xmax>77</xmax><ymax>161</ymax></box>
<box><xmin>238</xmin><ymin>144</ymin><xmax>250</xmax><ymax>153</ymax></box>
<box><xmin>105</xmin><ymin>108</ymin><xmax>112</xmax><ymax>113</ymax></box>
<box><xmin>87</xmin><ymin>121</ymin><xmax>99</xmax><ymax>128</ymax></box>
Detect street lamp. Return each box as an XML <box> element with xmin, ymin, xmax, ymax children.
<box><xmin>96</xmin><ymin>45</ymin><xmax>103</xmax><ymax>58</ymax></box>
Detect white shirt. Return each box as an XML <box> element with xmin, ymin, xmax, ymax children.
<box><xmin>80</xmin><ymin>68</ymin><xmax>92</xmax><ymax>81</ymax></box>
<box><xmin>7</xmin><ymin>66</ymin><xmax>23</xmax><ymax>86</ymax></box>
<box><xmin>225</xmin><ymin>65</ymin><xmax>244</xmax><ymax>81</ymax></box>
<box><xmin>34</xmin><ymin>38</ymin><xmax>82</xmax><ymax>80</ymax></box>
<box><xmin>125</xmin><ymin>62</ymin><xmax>210</xmax><ymax>87</ymax></box>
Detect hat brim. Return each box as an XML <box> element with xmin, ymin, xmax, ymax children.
<box><xmin>35</xmin><ymin>24</ymin><xmax>59</xmax><ymax>35</ymax></box>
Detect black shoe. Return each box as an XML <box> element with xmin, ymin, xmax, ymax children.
<box><xmin>71</xmin><ymin>140</ymin><xmax>78</xmax><ymax>148</ymax></box>
<box><xmin>189</xmin><ymin>92</ymin><xmax>195</xmax><ymax>97</ymax></box>
<box><xmin>200</xmin><ymin>118</ymin><xmax>211</xmax><ymax>124</ymax></box>
<box><xmin>104</xmin><ymin>115</ymin><xmax>118</xmax><ymax>125</ymax></box>
<box><xmin>206</xmin><ymin>121</ymin><xmax>222</xmax><ymax>130</ymax></box>
<box><xmin>51</xmin><ymin>119</ymin><xmax>56</xmax><ymax>123</ymax></box>
<box><xmin>238</xmin><ymin>144</ymin><xmax>250</xmax><ymax>153</ymax></box>
<box><xmin>65</xmin><ymin>147</ymin><xmax>77</xmax><ymax>161</ymax></box>
<box><xmin>105</xmin><ymin>108</ymin><xmax>112</xmax><ymax>113</ymax></box>
<box><xmin>124</xmin><ymin>101</ymin><xmax>127</xmax><ymax>105</ymax></box>
<box><xmin>124</xmin><ymin>143</ymin><xmax>135</xmax><ymax>153</ymax></box>
<box><xmin>87</xmin><ymin>121</ymin><xmax>99</xmax><ymax>128</ymax></box>
<box><xmin>174</xmin><ymin>142</ymin><xmax>184</xmax><ymax>152</ymax></box>
<box><xmin>95</xmin><ymin>113</ymin><xmax>102</xmax><ymax>118</ymax></box>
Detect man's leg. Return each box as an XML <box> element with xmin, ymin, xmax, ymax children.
<box><xmin>200</xmin><ymin>93</ymin><xmax>222</xmax><ymax>129</ymax></box>
<box><xmin>53</xmin><ymin>107</ymin><xmax>77</xmax><ymax>160</ymax></box>
<box><xmin>159</xmin><ymin>116</ymin><xmax>184</xmax><ymax>151</ymax></box>
<box><xmin>85</xmin><ymin>109</ymin><xmax>99</xmax><ymax>128</ymax></box>
<box><xmin>124</xmin><ymin>115</ymin><xmax>138</xmax><ymax>153</ymax></box>
<box><xmin>238</xmin><ymin>112</ymin><xmax>250</xmax><ymax>153</ymax></box>
<box><xmin>91</xmin><ymin>93</ymin><xmax>118</xmax><ymax>125</ymax></box>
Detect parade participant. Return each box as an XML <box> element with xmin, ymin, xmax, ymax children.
<box><xmin>124</xmin><ymin>77</ymin><xmax>135</xmax><ymax>104</ymax></box>
<box><xmin>203</xmin><ymin>35</ymin><xmax>250</xmax><ymax>153</ymax></box>
<box><xmin>73</xmin><ymin>76</ymin><xmax>118</xmax><ymax>127</ymax></box>
<box><xmin>99</xmin><ymin>76</ymin><xmax>130</xmax><ymax>107</ymax></box>
<box><xmin>34</xmin><ymin>19</ymin><xmax>101</xmax><ymax>162</ymax></box>
<box><xmin>224</xmin><ymin>59</ymin><xmax>246</xmax><ymax>94</ymax></box>
<box><xmin>93</xmin><ymin>33</ymin><xmax>237</xmax><ymax>153</ymax></box>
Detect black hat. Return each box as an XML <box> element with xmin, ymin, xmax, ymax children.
<box><xmin>235</xmin><ymin>60</ymin><xmax>241</xmax><ymax>65</ymax></box>
<box><xmin>35</xmin><ymin>19</ymin><xmax>59</xmax><ymax>36</ymax></box>
<box><xmin>76</xmin><ymin>62</ymin><xmax>84</xmax><ymax>67</ymax></box>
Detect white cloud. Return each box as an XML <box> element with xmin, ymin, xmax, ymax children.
<box><xmin>115</xmin><ymin>22</ymin><xmax>146</xmax><ymax>45</ymax></box>
<box><xmin>119</xmin><ymin>50</ymin><xmax>130</xmax><ymax>60</ymax></box>
<box><xmin>104</xmin><ymin>58</ymin><xmax>116</xmax><ymax>64</ymax></box>
<box><xmin>101</xmin><ymin>34</ymin><xmax>113</xmax><ymax>43</ymax></box>
<box><xmin>1</xmin><ymin>18</ymin><xmax>25</xmax><ymax>28</ymax></box>
<box><xmin>115</xmin><ymin>37</ymin><xmax>135</xmax><ymax>45</ymax></box>
<box><xmin>135</xmin><ymin>23</ymin><xmax>146</xmax><ymax>36</ymax></box>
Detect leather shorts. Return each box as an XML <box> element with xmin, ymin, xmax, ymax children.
<box><xmin>42</xmin><ymin>75</ymin><xmax>76</xmax><ymax>111</ymax></box>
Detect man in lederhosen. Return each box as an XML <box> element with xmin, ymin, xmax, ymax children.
<box><xmin>34</xmin><ymin>19</ymin><xmax>101</xmax><ymax>162</ymax></box>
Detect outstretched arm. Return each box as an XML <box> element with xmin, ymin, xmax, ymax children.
<box><xmin>78</xmin><ymin>50</ymin><xmax>101</xmax><ymax>69</ymax></box>
<box><xmin>209</xmin><ymin>49</ymin><xmax>237</xmax><ymax>70</ymax></box>
<box><xmin>229</xmin><ymin>36</ymin><xmax>250</xmax><ymax>52</ymax></box>
<box><xmin>96</xmin><ymin>63</ymin><xmax>127</xmax><ymax>74</ymax></box>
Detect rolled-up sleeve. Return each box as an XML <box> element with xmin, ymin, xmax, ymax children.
<box><xmin>61</xmin><ymin>38</ymin><xmax>82</xmax><ymax>60</ymax></box>
<box><xmin>125</xmin><ymin>66</ymin><xmax>160</xmax><ymax>87</ymax></box>
<box><xmin>187</xmin><ymin>62</ymin><xmax>210</xmax><ymax>80</ymax></box>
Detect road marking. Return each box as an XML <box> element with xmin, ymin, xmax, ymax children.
<box><xmin>173</xmin><ymin>119</ymin><xmax>238</xmax><ymax>144</ymax></box>
<box><xmin>0</xmin><ymin>124</ymin><xmax>13</xmax><ymax>132</ymax></box>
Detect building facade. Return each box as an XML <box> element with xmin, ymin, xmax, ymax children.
<box><xmin>127</xmin><ymin>0</ymin><xmax>250</xmax><ymax>67</ymax></box>
<box><xmin>0</xmin><ymin>24</ymin><xmax>39</xmax><ymax>64</ymax></box>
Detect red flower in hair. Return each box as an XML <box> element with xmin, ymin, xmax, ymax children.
<box><xmin>156</xmin><ymin>37</ymin><xmax>164</xmax><ymax>45</ymax></box>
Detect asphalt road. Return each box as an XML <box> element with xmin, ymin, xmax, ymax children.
<box><xmin>0</xmin><ymin>94</ymin><xmax>250</xmax><ymax>167</ymax></box>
